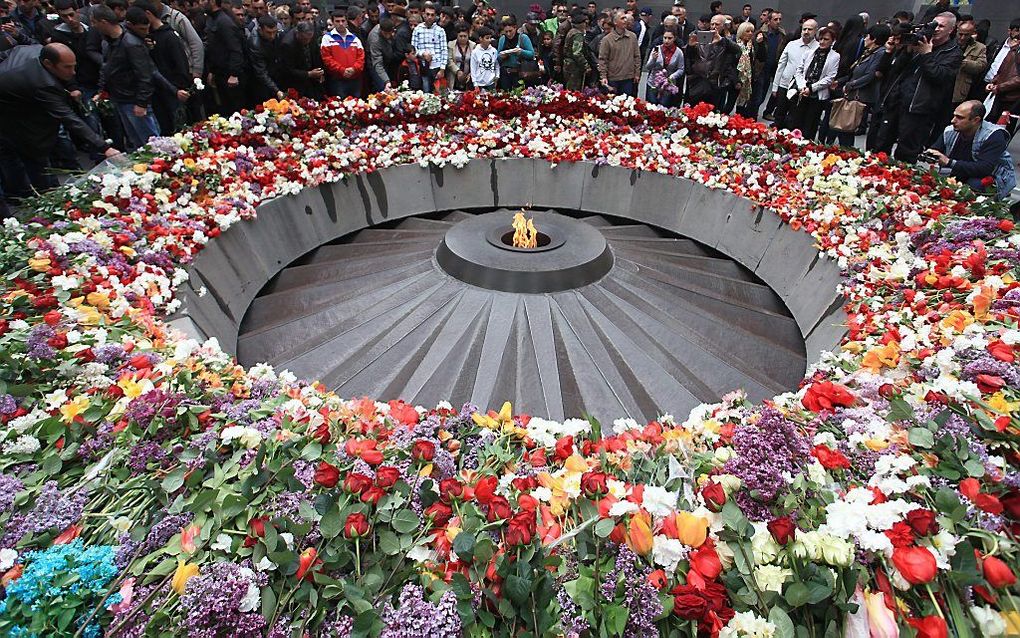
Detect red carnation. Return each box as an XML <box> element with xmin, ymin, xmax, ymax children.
<box><xmin>314</xmin><ymin>461</ymin><xmax>340</xmax><ymax>488</ymax></box>
<box><xmin>884</xmin><ymin>521</ymin><xmax>916</xmax><ymax>548</ymax></box>
<box><xmin>812</xmin><ymin>444</ymin><xmax>851</xmax><ymax>470</ymax></box>
<box><xmin>553</xmin><ymin>435</ymin><xmax>574</xmax><ymax>461</ymax></box>
<box><xmin>767</xmin><ymin>517</ymin><xmax>797</xmax><ymax>545</ymax></box>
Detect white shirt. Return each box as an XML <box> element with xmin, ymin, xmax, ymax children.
<box><xmin>793</xmin><ymin>47</ymin><xmax>840</xmax><ymax>99</ymax></box>
<box><xmin>471</xmin><ymin>45</ymin><xmax>499</xmax><ymax>87</ymax></box>
<box><xmin>986</xmin><ymin>40</ymin><xmax>1016</xmax><ymax>82</ymax></box>
<box><xmin>771</xmin><ymin>38</ymin><xmax>818</xmax><ymax>92</ymax></box>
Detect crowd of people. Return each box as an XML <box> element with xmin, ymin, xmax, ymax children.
<box><xmin>1</xmin><ymin>0</ymin><xmax>1019</xmax><ymax>214</ymax></box>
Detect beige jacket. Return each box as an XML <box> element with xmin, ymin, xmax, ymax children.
<box><xmin>953</xmin><ymin>39</ymin><xmax>987</xmax><ymax>103</ymax></box>
<box><xmin>598</xmin><ymin>28</ymin><xmax>640</xmax><ymax>82</ymax></box>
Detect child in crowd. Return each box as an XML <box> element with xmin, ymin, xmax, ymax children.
<box><xmin>470</xmin><ymin>27</ymin><xmax>499</xmax><ymax>90</ymax></box>
<box><xmin>397</xmin><ymin>45</ymin><xmax>425</xmax><ymax>91</ymax></box>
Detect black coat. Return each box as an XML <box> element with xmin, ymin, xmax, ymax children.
<box><xmin>894</xmin><ymin>38</ymin><xmax>963</xmax><ymax>115</ymax></box>
<box><xmin>205</xmin><ymin>7</ymin><xmax>246</xmax><ymax>77</ymax></box>
<box><xmin>247</xmin><ymin>29</ymin><xmax>282</xmax><ymax>100</ymax></box>
<box><xmin>150</xmin><ymin>23</ymin><xmax>191</xmax><ymax>92</ymax></box>
<box><xmin>50</xmin><ymin>23</ymin><xmax>102</xmax><ymax>88</ymax></box>
<box><xmin>0</xmin><ymin>44</ymin><xmax>108</xmax><ymax>160</ymax></box>
<box><xmin>277</xmin><ymin>29</ymin><xmax>323</xmax><ymax>97</ymax></box>
<box><xmin>100</xmin><ymin>28</ymin><xmax>155</xmax><ymax>107</ymax></box>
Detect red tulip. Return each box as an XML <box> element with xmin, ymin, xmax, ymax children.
<box><xmin>891</xmin><ymin>546</ymin><xmax>938</xmax><ymax>585</ymax></box>
<box><xmin>53</xmin><ymin>524</ymin><xmax>83</xmax><ymax>545</ymax></box>
<box><xmin>982</xmin><ymin>554</ymin><xmax>1017</xmax><ymax>588</ymax></box>
<box><xmin>553</xmin><ymin>435</ymin><xmax>574</xmax><ymax>461</ymax></box>
<box><xmin>802</xmin><ymin>380</ymin><xmax>855</xmax><ymax>412</ymax></box>
<box><xmin>474</xmin><ymin>475</ymin><xmax>498</xmax><ymax>505</ymax></box>
<box><xmin>295</xmin><ymin>547</ymin><xmax>319</xmax><ymax>580</ymax></box>
<box><xmin>907</xmin><ymin>615</ymin><xmax>948</xmax><ymax>638</ymax></box>
<box><xmin>344</xmin><ymin>472</ymin><xmax>374</xmax><ymax>494</ymax></box>
<box><xmin>314</xmin><ymin>461</ymin><xmax>340</xmax><ymax>488</ymax></box>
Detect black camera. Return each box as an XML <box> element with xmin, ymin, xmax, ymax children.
<box><xmin>918</xmin><ymin>150</ymin><xmax>941</xmax><ymax>164</ymax></box>
<box><xmin>901</xmin><ymin>20</ymin><xmax>937</xmax><ymax>46</ymax></box>
<box><xmin>0</xmin><ymin>16</ymin><xmax>13</xmax><ymax>24</ymax></box>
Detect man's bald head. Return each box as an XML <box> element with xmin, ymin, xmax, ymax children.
<box><xmin>40</xmin><ymin>43</ymin><xmax>77</xmax><ymax>82</ymax></box>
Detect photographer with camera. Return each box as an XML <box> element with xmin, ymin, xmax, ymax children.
<box><xmin>925</xmin><ymin>100</ymin><xmax>1016</xmax><ymax>200</ymax></box>
<box><xmin>879</xmin><ymin>12</ymin><xmax>962</xmax><ymax>163</ymax></box>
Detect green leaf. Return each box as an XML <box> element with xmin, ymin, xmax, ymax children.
<box><xmin>503</xmin><ymin>574</ymin><xmax>531</xmax><ymax>605</ymax></box>
<box><xmin>390</xmin><ymin>509</ymin><xmax>421</xmax><ymax>534</ymax></box>
<box><xmin>453</xmin><ymin>531</ymin><xmax>475</xmax><ymax>562</ymax></box>
<box><xmin>908</xmin><ymin>427</ymin><xmax>934</xmax><ymax>448</ymax></box>
<box><xmin>768</xmin><ymin>606</ymin><xmax>796</xmax><ymax>638</ymax></box>
<box><xmin>261</xmin><ymin>585</ymin><xmax>277</xmax><ymax>621</ymax></box>
<box><xmin>161</xmin><ymin>467</ymin><xmax>187</xmax><ymax>493</ymax></box>
<box><xmin>721</xmin><ymin>501</ymin><xmax>751</xmax><ymax>537</ymax></box>
<box><xmin>964</xmin><ymin>460</ymin><xmax>985</xmax><ymax>477</ymax></box>
<box><xmin>784</xmin><ymin>582</ymin><xmax>810</xmax><ymax>607</ymax></box>
<box><xmin>603</xmin><ymin>603</ymin><xmax>629</xmax><ymax>635</ymax></box>
<box><xmin>594</xmin><ymin>518</ymin><xmax>615</xmax><ymax>538</ymax></box>
<box><xmin>378</xmin><ymin>530</ymin><xmax>401</xmax><ymax>556</ymax></box>
<box><xmin>320</xmin><ymin>505</ymin><xmax>341</xmax><ymax>539</ymax></box>
<box><xmin>887</xmin><ymin>395</ymin><xmax>914</xmax><ymax>423</ymax></box>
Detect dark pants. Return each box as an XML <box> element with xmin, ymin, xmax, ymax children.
<box><xmin>770</xmin><ymin>88</ymin><xmax>792</xmax><ymax>129</ymax></box>
<box><xmin>498</xmin><ymin>68</ymin><xmax>520</xmax><ymax>90</ymax></box>
<box><xmin>608</xmin><ymin>78</ymin><xmax>636</xmax><ymax>97</ymax></box>
<box><xmin>788</xmin><ymin>95</ymin><xmax>827</xmax><ymax>140</ymax></box>
<box><xmin>0</xmin><ymin>137</ymin><xmax>59</xmax><ymax>200</ymax></box>
<box><xmin>881</xmin><ymin>108</ymin><xmax>934</xmax><ymax>163</ymax></box>
<box><xmin>212</xmin><ymin>76</ymin><xmax>248</xmax><ymax>116</ymax></box>
<box><xmin>153</xmin><ymin>94</ymin><xmax>186</xmax><ymax>136</ymax></box>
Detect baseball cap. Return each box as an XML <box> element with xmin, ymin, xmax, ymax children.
<box><xmin>639</xmin><ymin>7</ymin><xmax>652</xmax><ymax>15</ymax></box>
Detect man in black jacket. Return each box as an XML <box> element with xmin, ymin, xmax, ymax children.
<box><xmin>278</xmin><ymin>19</ymin><xmax>325</xmax><ymax>97</ymax></box>
<box><xmin>0</xmin><ymin>43</ymin><xmax>118</xmax><ymax>208</ymax></box>
<box><xmin>248</xmin><ymin>14</ymin><xmax>284</xmax><ymax>101</ymax></box>
<box><xmin>206</xmin><ymin>0</ymin><xmax>248</xmax><ymax>115</ymax></box>
<box><xmin>882</xmin><ymin>12</ymin><xmax>963</xmax><ymax>162</ymax></box>
<box><xmin>132</xmin><ymin>1</ymin><xmax>192</xmax><ymax>134</ymax></box>
<box><xmin>93</xmin><ymin>4</ymin><xmax>160</xmax><ymax>150</ymax></box>
<box><xmin>51</xmin><ymin>0</ymin><xmax>104</xmax><ymax>136</ymax></box>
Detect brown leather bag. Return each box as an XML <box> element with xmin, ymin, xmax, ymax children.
<box><xmin>828</xmin><ymin>95</ymin><xmax>868</xmax><ymax>132</ymax></box>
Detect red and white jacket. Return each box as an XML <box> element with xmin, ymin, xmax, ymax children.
<box><xmin>320</xmin><ymin>29</ymin><xmax>365</xmax><ymax>79</ymax></box>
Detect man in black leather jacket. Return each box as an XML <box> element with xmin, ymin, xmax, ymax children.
<box><xmin>206</xmin><ymin>0</ymin><xmax>249</xmax><ymax>115</ymax></box>
<box><xmin>247</xmin><ymin>14</ymin><xmax>284</xmax><ymax>102</ymax></box>
<box><xmin>882</xmin><ymin>12</ymin><xmax>963</xmax><ymax>162</ymax></box>
<box><xmin>93</xmin><ymin>3</ymin><xmax>161</xmax><ymax>150</ymax></box>
<box><xmin>0</xmin><ymin>43</ymin><xmax>119</xmax><ymax>208</ymax></box>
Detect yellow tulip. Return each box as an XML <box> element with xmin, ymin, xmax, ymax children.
<box><xmin>1001</xmin><ymin>610</ymin><xmax>1020</xmax><ymax>635</ymax></box>
<box><xmin>626</xmin><ymin>511</ymin><xmax>654</xmax><ymax>556</ymax></box>
<box><xmin>59</xmin><ymin>395</ymin><xmax>90</xmax><ymax>424</ymax></box>
<box><xmin>86</xmin><ymin>291</ymin><xmax>110</xmax><ymax>309</ymax></box>
<box><xmin>172</xmin><ymin>561</ymin><xmax>199</xmax><ymax>594</ymax></box>
<box><xmin>862</xmin><ymin>590</ymin><xmax>898</xmax><ymax>638</ymax></box>
<box><xmin>28</xmin><ymin>256</ymin><xmax>51</xmax><ymax>272</ymax></box>
<box><xmin>673</xmin><ymin>511</ymin><xmax>709</xmax><ymax>548</ymax></box>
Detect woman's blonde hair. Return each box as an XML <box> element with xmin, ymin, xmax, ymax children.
<box><xmin>736</xmin><ymin>21</ymin><xmax>754</xmax><ymax>41</ymax></box>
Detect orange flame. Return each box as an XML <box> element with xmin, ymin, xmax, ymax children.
<box><xmin>512</xmin><ymin>212</ymin><xmax>538</xmax><ymax>249</ymax></box>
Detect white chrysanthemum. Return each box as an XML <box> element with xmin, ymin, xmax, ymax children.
<box><xmin>652</xmin><ymin>535</ymin><xmax>688</xmax><ymax>575</ymax></box>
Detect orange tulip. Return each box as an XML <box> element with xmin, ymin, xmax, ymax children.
<box><xmin>172</xmin><ymin>561</ymin><xmax>199</xmax><ymax>595</ymax></box>
<box><xmin>663</xmin><ymin>511</ymin><xmax>708</xmax><ymax>548</ymax></box>
<box><xmin>626</xmin><ymin>511</ymin><xmax>654</xmax><ymax>556</ymax></box>
<box><xmin>181</xmin><ymin>523</ymin><xmax>201</xmax><ymax>554</ymax></box>
<box><xmin>53</xmin><ymin>524</ymin><xmax>83</xmax><ymax>545</ymax></box>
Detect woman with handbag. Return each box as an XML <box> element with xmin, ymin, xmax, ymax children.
<box><xmin>787</xmin><ymin>27</ymin><xmax>840</xmax><ymax>140</ymax></box>
<box><xmin>828</xmin><ymin>24</ymin><xmax>890</xmax><ymax>147</ymax></box>
<box><xmin>446</xmin><ymin>22</ymin><xmax>475</xmax><ymax>91</ymax></box>
<box><xmin>496</xmin><ymin>16</ymin><xmax>535</xmax><ymax>90</ymax></box>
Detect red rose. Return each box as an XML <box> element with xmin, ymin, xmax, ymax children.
<box><xmin>439</xmin><ymin>478</ymin><xmax>465</xmax><ymax>503</ymax></box>
<box><xmin>812</xmin><ymin>444</ymin><xmax>851</xmax><ymax>470</ymax></box>
<box><xmin>43</xmin><ymin>310</ymin><xmax>62</xmax><ymax>325</ymax></box>
<box><xmin>411</xmin><ymin>440</ymin><xmax>435</xmax><ymax>462</ymax></box>
<box><xmin>907</xmin><ymin>615</ymin><xmax>948</xmax><ymax>638</ymax></box>
<box><xmin>506</xmin><ymin>511</ymin><xmax>536</xmax><ymax>545</ymax></box>
<box><xmin>314</xmin><ymin>461</ymin><xmax>340</xmax><ymax>488</ymax></box>
<box><xmin>360</xmin><ymin>449</ymin><xmax>384</xmax><ymax>465</ymax></box>
<box><xmin>700</xmin><ymin>482</ymin><xmax>726</xmax><ymax>512</ymax></box>
<box><xmin>248</xmin><ymin>516</ymin><xmax>268</xmax><ymax>537</ymax></box>
<box><xmin>474</xmin><ymin>475</ymin><xmax>498</xmax><ymax>505</ymax></box>
<box><xmin>688</xmin><ymin>543</ymin><xmax>722</xmax><ymax>580</ymax></box>
<box><xmin>375</xmin><ymin>466</ymin><xmax>401</xmax><ymax>488</ymax></box>
<box><xmin>553</xmin><ymin>435</ymin><xmax>574</xmax><ymax>461</ymax></box>
<box><xmin>486</xmin><ymin>495</ymin><xmax>512</xmax><ymax>522</ymax></box>
<box><xmin>891</xmin><ymin>546</ymin><xmax>938</xmax><ymax>585</ymax></box>
<box><xmin>982</xmin><ymin>554</ymin><xmax>1017</xmax><ymax>588</ymax></box>
<box><xmin>360</xmin><ymin>486</ymin><xmax>385</xmax><ymax>506</ymax></box>
<box><xmin>517</xmin><ymin>494</ymin><xmax>539</xmax><ymax>512</ymax></box>
<box><xmin>801</xmin><ymin>380</ymin><xmax>855</xmax><ymax>413</ymax></box>
<box><xmin>343</xmin><ymin>472</ymin><xmax>373</xmax><ymax>494</ymax></box>
<box><xmin>767</xmin><ymin>517</ymin><xmax>797</xmax><ymax>545</ymax></box>
<box><xmin>312</xmin><ymin>422</ymin><xmax>332</xmax><ymax>444</ymax></box>
<box><xmin>671</xmin><ymin>585</ymin><xmax>709</xmax><ymax>620</ymax></box>
<box><xmin>0</xmin><ymin>320</ymin><xmax>8</xmax><ymax>335</ymax></box>
<box><xmin>1002</xmin><ymin>490</ymin><xmax>1020</xmax><ymax>520</ymax></box>
<box><xmin>905</xmin><ymin>509</ymin><xmax>939</xmax><ymax>536</ymax></box>
<box><xmin>580</xmin><ymin>471</ymin><xmax>609</xmax><ymax>498</ymax></box>
<box><xmin>47</xmin><ymin>333</ymin><xmax>68</xmax><ymax>349</ymax></box>
<box><xmin>343</xmin><ymin>513</ymin><xmax>371</xmax><ymax>539</ymax></box>
<box><xmin>424</xmin><ymin>502</ymin><xmax>453</xmax><ymax>526</ymax></box>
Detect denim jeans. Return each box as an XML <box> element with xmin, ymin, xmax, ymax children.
<box><xmin>115</xmin><ymin>102</ymin><xmax>160</xmax><ymax>151</ymax></box>
<box><xmin>609</xmin><ymin>78</ymin><xmax>636</xmax><ymax>97</ymax></box>
<box><xmin>326</xmin><ymin>76</ymin><xmax>362</xmax><ymax>98</ymax></box>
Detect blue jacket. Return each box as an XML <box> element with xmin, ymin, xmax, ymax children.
<box><xmin>841</xmin><ymin>46</ymin><xmax>885</xmax><ymax>105</ymax></box>
<box><xmin>935</xmin><ymin>120</ymin><xmax>1017</xmax><ymax>200</ymax></box>
<box><xmin>496</xmin><ymin>32</ymin><xmax>534</xmax><ymax>69</ymax></box>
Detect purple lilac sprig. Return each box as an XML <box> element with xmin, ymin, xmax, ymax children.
<box><xmin>723</xmin><ymin>408</ymin><xmax>811</xmax><ymax>521</ymax></box>
<box><xmin>599</xmin><ymin>544</ymin><xmax>662</xmax><ymax>638</ymax></box>
<box><xmin>379</xmin><ymin>584</ymin><xmax>461</xmax><ymax>638</ymax></box>
<box><xmin>180</xmin><ymin>562</ymin><xmax>267</xmax><ymax>638</ymax></box>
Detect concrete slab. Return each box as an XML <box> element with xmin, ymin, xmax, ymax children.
<box><xmin>579</xmin><ymin>163</ymin><xmax>636</xmax><ymax>215</ymax></box>
<box><xmin>627</xmin><ymin>171</ymin><xmax>694</xmax><ymax>230</ymax></box>
<box><xmin>492</xmin><ymin>159</ymin><xmax>537</xmax><ymax>209</ymax></box>
<box><xmin>676</xmin><ymin>184</ymin><xmax>737</xmax><ymax>247</ymax></box>
<box><xmin>534</xmin><ymin>161</ymin><xmax>585</xmax><ymax>210</ymax></box>
<box><xmin>430</xmin><ymin>161</ymin><xmax>496</xmax><ymax>211</ymax></box>
<box><xmin>716</xmin><ymin>202</ymin><xmax>785</xmax><ymax>272</ymax></box>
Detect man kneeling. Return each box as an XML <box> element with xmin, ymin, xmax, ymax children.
<box><xmin>926</xmin><ymin>100</ymin><xmax>1017</xmax><ymax>201</ymax></box>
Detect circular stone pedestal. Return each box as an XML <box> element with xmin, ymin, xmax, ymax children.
<box><xmin>436</xmin><ymin>211</ymin><xmax>614</xmax><ymax>293</ymax></box>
